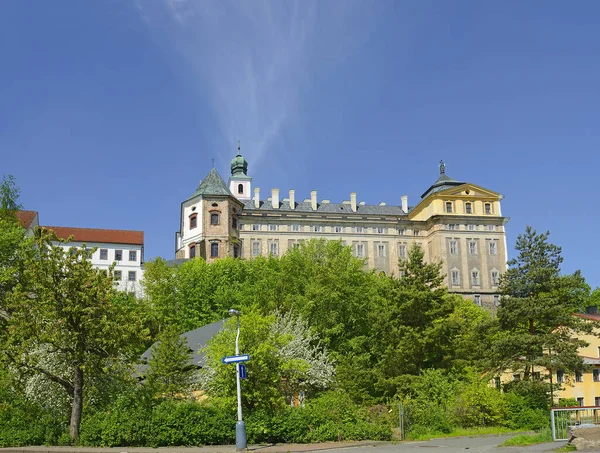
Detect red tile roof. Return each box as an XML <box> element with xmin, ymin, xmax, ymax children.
<box><xmin>42</xmin><ymin>226</ymin><xmax>144</xmax><ymax>245</ymax></box>
<box><xmin>16</xmin><ymin>210</ymin><xmax>38</xmax><ymax>228</ymax></box>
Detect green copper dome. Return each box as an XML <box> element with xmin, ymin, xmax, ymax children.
<box><xmin>230</xmin><ymin>142</ymin><xmax>248</xmax><ymax>177</ymax></box>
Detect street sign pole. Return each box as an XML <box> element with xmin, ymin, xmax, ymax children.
<box><xmin>229</xmin><ymin>309</ymin><xmax>247</xmax><ymax>451</ymax></box>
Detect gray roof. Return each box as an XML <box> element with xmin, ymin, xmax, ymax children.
<box><xmin>188</xmin><ymin>168</ymin><xmax>232</xmax><ymax>199</ymax></box>
<box><xmin>421</xmin><ymin>173</ymin><xmax>464</xmax><ymax>199</ymax></box>
<box><xmin>241</xmin><ymin>200</ymin><xmax>409</xmax><ymax>216</ymax></box>
<box><xmin>138</xmin><ymin>319</ymin><xmax>226</xmax><ymax>376</ymax></box>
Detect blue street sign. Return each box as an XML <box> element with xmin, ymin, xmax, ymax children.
<box><xmin>222</xmin><ymin>354</ymin><xmax>250</xmax><ymax>364</ymax></box>
<box><xmin>239</xmin><ymin>364</ymin><xmax>247</xmax><ymax>379</ymax></box>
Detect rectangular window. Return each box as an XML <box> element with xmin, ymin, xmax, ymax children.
<box><xmin>398</xmin><ymin>244</ymin><xmax>406</xmax><ymax>258</ymax></box>
<box><xmin>232</xmin><ymin>217</ymin><xmax>238</xmax><ymax>229</ymax></box>
<box><xmin>488</xmin><ymin>225</ymin><xmax>495</xmax><ymax>231</ymax></box>
<box><xmin>449</xmin><ymin>240</ymin><xmax>457</xmax><ymax>254</ymax></box>
<box><xmin>355</xmin><ymin>226</ymin><xmax>364</xmax><ymax>234</ymax></box>
<box><xmin>356</xmin><ymin>244</ymin><xmax>364</xmax><ymax>257</ymax></box>
<box><xmin>128</xmin><ymin>271</ymin><xmax>136</xmax><ymax>282</ymax></box>
<box><xmin>398</xmin><ymin>228</ymin><xmax>405</xmax><ymax>235</ymax></box>
<box><xmin>211</xmin><ymin>213</ymin><xmax>219</xmax><ymax>225</ymax></box>
<box><xmin>533</xmin><ymin>371</ymin><xmax>541</xmax><ymax>380</ymax></box>
<box><xmin>269</xmin><ymin>224</ymin><xmax>278</xmax><ymax>231</ymax></box>
<box><xmin>115</xmin><ymin>250</ymin><xmax>123</xmax><ymax>261</ymax></box>
<box><xmin>469</xmin><ymin>241</ymin><xmax>477</xmax><ymax>255</ymax></box>
<box><xmin>595</xmin><ymin>396</ymin><xmax>600</xmax><ymax>406</ymax></box>
<box><xmin>334</xmin><ymin>226</ymin><xmax>343</xmax><ymax>233</ymax></box>
<box><xmin>577</xmin><ymin>397</ymin><xmax>585</xmax><ymax>407</ymax></box>
<box><xmin>292</xmin><ymin>224</ymin><xmax>300</xmax><ymax>232</ymax></box>
<box><xmin>189</xmin><ymin>245</ymin><xmax>196</xmax><ymax>258</ymax></box>
<box><xmin>451</xmin><ymin>270</ymin><xmax>460</xmax><ymax>285</ymax></box>
<box><xmin>312</xmin><ymin>225</ymin><xmax>322</xmax><ymax>233</ymax></box>
<box><xmin>485</xmin><ymin>203</ymin><xmax>492</xmax><ymax>214</ymax></box>
<box><xmin>468</xmin><ymin>224</ymin><xmax>475</xmax><ymax>231</ymax></box>
<box><xmin>190</xmin><ymin>215</ymin><xmax>197</xmax><ymax>229</ymax></box>
<box><xmin>491</xmin><ymin>271</ymin><xmax>499</xmax><ymax>286</ymax></box>
<box><xmin>377</xmin><ymin>227</ymin><xmax>385</xmax><ymax>234</ymax></box>
<box><xmin>270</xmin><ymin>242</ymin><xmax>278</xmax><ymax>256</ymax></box>
<box><xmin>446</xmin><ymin>202</ymin><xmax>453</xmax><ymax>213</ymax></box>
<box><xmin>472</xmin><ymin>270</ymin><xmax>480</xmax><ymax>286</ymax></box>
<box><xmin>594</xmin><ymin>369</ymin><xmax>600</xmax><ymax>382</ymax></box>
<box><xmin>377</xmin><ymin>244</ymin><xmax>386</xmax><ymax>257</ymax></box>
<box><xmin>448</xmin><ymin>224</ymin><xmax>458</xmax><ymax>231</ymax></box>
<box><xmin>114</xmin><ymin>270</ymin><xmax>122</xmax><ymax>281</ymax></box>
<box><xmin>129</xmin><ymin>250</ymin><xmax>137</xmax><ymax>261</ymax></box>
<box><xmin>489</xmin><ymin>241</ymin><xmax>497</xmax><ymax>255</ymax></box>
<box><xmin>557</xmin><ymin>370</ymin><xmax>565</xmax><ymax>383</ymax></box>
<box><xmin>252</xmin><ymin>241</ymin><xmax>260</xmax><ymax>257</ymax></box>
<box><xmin>100</xmin><ymin>248</ymin><xmax>108</xmax><ymax>260</ymax></box>
<box><xmin>413</xmin><ymin>229</ymin><xmax>420</xmax><ymax>236</ymax></box>
<box><xmin>252</xmin><ymin>224</ymin><xmax>260</xmax><ymax>231</ymax></box>
<box><xmin>474</xmin><ymin>294</ymin><xmax>481</xmax><ymax>305</ymax></box>
<box><xmin>210</xmin><ymin>242</ymin><xmax>219</xmax><ymax>258</ymax></box>
<box><xmin>576</xmin><ymin>371</ymin><xmax>584</xmax><ymax>382</ymax></box>
<box><xmin>465</xmin><ymin>203</ymin><xmax>472</xmax><ymax>214</ymax></box>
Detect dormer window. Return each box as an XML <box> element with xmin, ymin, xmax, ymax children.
<box><xmin>465</xmin><ymin>203</ymin><xmax>472</xmax><ymax>214</ymax></box>
<box><xmin>238</xmin><ymin>183</ymin><xmax>244</xmax><ymax>194</ymax></box>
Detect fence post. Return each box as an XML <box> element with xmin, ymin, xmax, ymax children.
<box><xmin>551</xmin><ymin>409</ymin><xmax>556</xmax><ymax>441</ymax></box>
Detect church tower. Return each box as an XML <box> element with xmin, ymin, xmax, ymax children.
<box><xmin>228</xmin><ymin>142</ymin><xmax>252</xmax><ymax>201</ymax></box>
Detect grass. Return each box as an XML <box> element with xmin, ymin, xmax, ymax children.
<box><xmin>405</xmin><ymin>426</ymin><xmax>524</xmax><ymax>441</ymax></box>
<box><xmin>554</xmin><ymin>445</ymin><xmax>577</xmax><ymax>452</ymax></box>
<box><xmin>500</xmin><ymin>427</ymin><xmax>553</xmax><ymax>446</ymax></box>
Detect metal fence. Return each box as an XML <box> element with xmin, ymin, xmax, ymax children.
<box><xmin>550</xmin><ymin>406</ymin><xmax>600</xmax><ymax>441</ymax></box>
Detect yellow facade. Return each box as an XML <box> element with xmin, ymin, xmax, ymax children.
<box><xmin>497</xmin><ymin>314</ymin><xmax>600</xmax><ymax>407</ymax></box>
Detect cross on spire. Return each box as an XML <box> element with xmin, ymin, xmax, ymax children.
<box><xmin>439</xmin><ymin>160</ymin><xmax>446</xmax><ymax>175</ymax></box>
<box><xmin>237</xmin><ymin>140</ymin><xmax>241</xmax><ymax>155</ymax></box>
<box><xmin>212</xmin><ymin>158</ymin><xmax>215</xmax><ymax>168</ymax></box>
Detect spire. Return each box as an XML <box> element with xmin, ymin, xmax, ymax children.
<box><xmin>237</xmin><ymin>140</ymin><xmax>241</xmax><ymax>155</ymax></box>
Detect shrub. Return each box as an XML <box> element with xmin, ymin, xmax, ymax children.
<box><xmin>0</xmin><ymin>398</ymin><xmax>66</xmax><ymax>447</ymax></box>
<box><xmin>503</xmin><ymin>392</ymin><xmax>549</xmax><ymax>430</ymax></box>
<box><xmin>453</xmin><ymin>378</ymin><xmax>506</xmax><ymax>427</ymax></box>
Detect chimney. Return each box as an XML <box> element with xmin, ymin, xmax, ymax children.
<box><xmin>289</xmin><ymin>189</ymin><xmax>295</xmax><ymax>210</ymax></box>
<box><xmin>254</xmin><ymin>188</ymin><xmax>260</xmax><ymax>209</ymax></box>
<box><xmin>271</xmin><ymin>188</ymin><xmax>279</xmax><ymax>209</ymax></box>
<box><xmin>310</xmin><ymin>190</ymin><xmax>318</xmax><ymax>211</ymax></box>
<box><xmin>350</xmin><ymin>192</ymin><xmax>357</xmax><ymax>212</ymax></box>
<box><xmin>401</xmin><ymin>195</ymin><xmax>408</xmax><ymax>214</ymax></box>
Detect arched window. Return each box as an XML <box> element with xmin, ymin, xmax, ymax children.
<box><xmin>238</xmin><ymin>183</ymin><xmax>244</xmax><ymax>194</ymax></box>
<box><xmin>189</xmin><ymin>213</ymin><xmax>198</xmax><ymax>229</ymax></box>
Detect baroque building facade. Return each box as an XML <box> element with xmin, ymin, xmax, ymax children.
<box><xmin>176</xmin><ymin>148</ymin><xmax>509</xmax><ymax>310</ymax></box>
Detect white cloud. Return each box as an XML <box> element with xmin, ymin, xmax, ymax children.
<box><xmin>136</xmin><ymin>0</ymin><xmax>374</xmax><ymax>168</ymax></box>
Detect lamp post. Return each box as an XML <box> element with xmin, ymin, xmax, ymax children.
<box><xmin>228</xmin><ymin>308</ymin><xmax>246</xmax><ymax>450</ymax></box>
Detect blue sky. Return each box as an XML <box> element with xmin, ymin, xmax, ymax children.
<box><xmin>2</xmin><ymin>1</ymin><xmax>599</xmax><ymax>287</ymax></box>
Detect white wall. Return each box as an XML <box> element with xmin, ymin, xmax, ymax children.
<box><xmin>57</xmin><ymin>241</ymin><xmax>145</xmax><ymax>297</ymax></box>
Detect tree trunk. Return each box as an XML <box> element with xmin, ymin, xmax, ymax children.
<box><xmin>69</xmin><ymin>365</ymin><xmax>84</xmax><ymax>441</ymax></box>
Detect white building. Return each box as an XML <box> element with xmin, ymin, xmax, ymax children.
<box><xmin>17</xmin><ymin>211</ymin><xmax>145</xmax><ymax>296</ymax></box>
<box><xmin>43</xmin><ymin>226</ymin><xmax>145</xmax><ymax>296</ymax></box>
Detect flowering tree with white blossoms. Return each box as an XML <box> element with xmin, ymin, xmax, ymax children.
<box><xmin>200</xmin><ymin>309</ymin><xmax>334</xmax><ymax>411</ymax></box>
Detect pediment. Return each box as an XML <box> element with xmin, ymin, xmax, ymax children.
<box><xmin>439</xmin><ymin>183</ymin><xmax>501</xmax><ymax>199</ymax></box>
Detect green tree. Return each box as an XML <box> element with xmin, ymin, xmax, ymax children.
<box><xmin>200</xmin><ymin>309</ymin><xmax>333</xmax><ymax>412</ymax></box>
<box><xmin>146</xmin><ymin>328</ymin><xmax>195</xmax><ymax>398</ymax></box>
<box><xmin>492</xmin><ymin>226</ymin><xmax>592</xmax><ymax>401</ymax></box>
<box><xmin>2</xmin><ymin>228</ymin><xmax>148</xmax><ymax>441</ymax></box>
<box><xmin>0</xmin><ymin>174</ymin><xmax>22</xmax><ymax>222</ymax></box>
<box><xmin>371</xmin><ymin>244</ymin><xmax>458</xmax><ymax>398</ymax></box>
